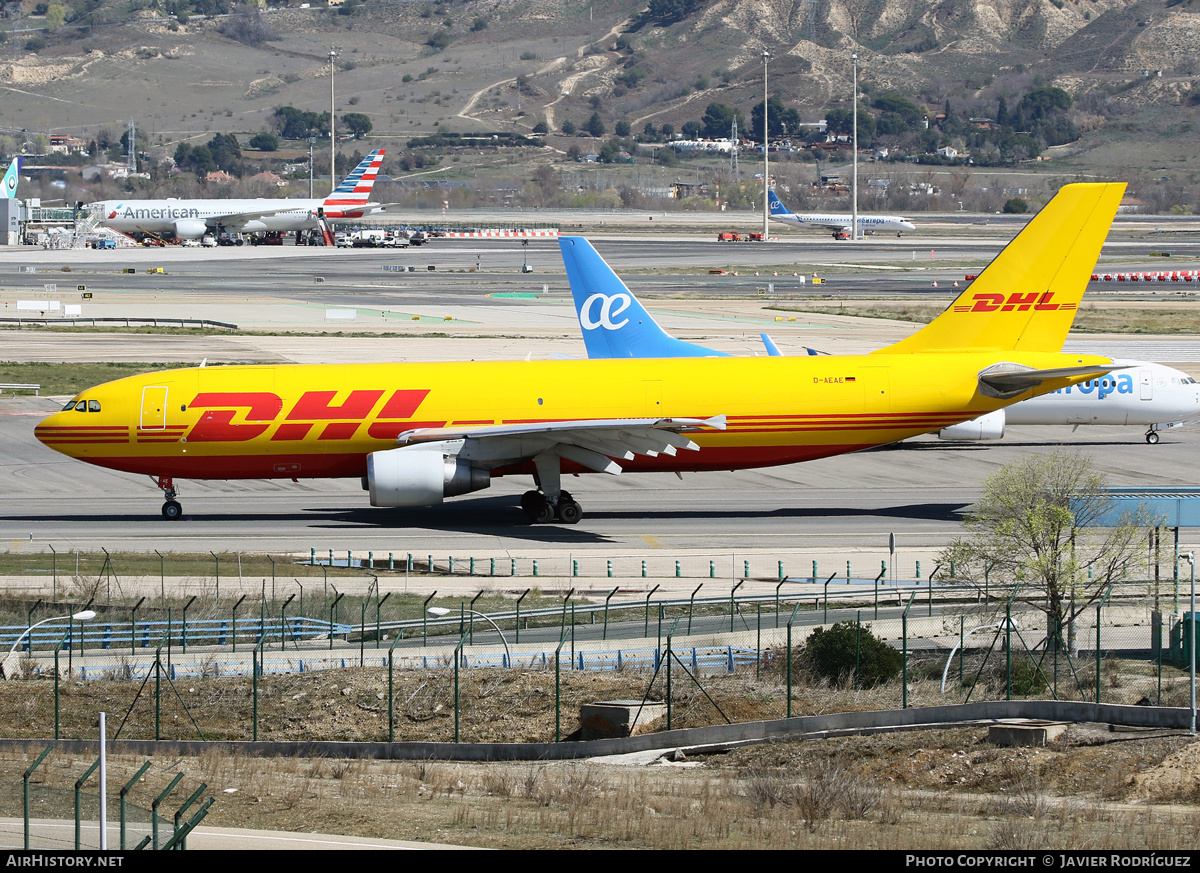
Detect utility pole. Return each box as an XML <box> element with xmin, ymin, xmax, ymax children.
<box><xmin>762</xmin><ymin>48</ymin><xmax>770</xmax><ymax>238</ymax></box>
<box><xmin>329</xmin><ymin>46</ymin><xmax>338</xmax><ymax>196</ymax></box>
<box><xmin>851</xmin><ymin>53</ymin><xmax>859</xmax><ymax>242</ymax></box>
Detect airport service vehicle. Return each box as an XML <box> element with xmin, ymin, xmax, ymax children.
<box><xmin>200</xmin><ymin>235</ymin><xmax>217</xmax><ymax>248</ymax></box>
<box><xmin>88</xmin><ymin>239</ymin><xmax>116</xmax><ymax>250</ymax></box>
<box><xmin>36</xmin><ymin>183</ymin><xmax>1124</xmax><ymax>524</ymax></box>
<box><xmin>335</xmin><ymin>233</ymin><xmax>351</xmax><ymax>248</ymax></box>
<box><xmin>350</xmin><ymin>229</ymin><xmax>388</xmax><ymax>248</ymax></box>
<box><xmin>383</xmin><ymin>232</ymin><xmax>411</xmax><ymax>248</ymax></box>
<box><xmin>768</xmin><ymin>189</ymin><xmax>915</xmax><ymax>238</ymax></box>
<box><xmin>717</xmin><ymin>232</ymin><xmax>742</xmax><ymax>242</ymax></box>
<box><xmin>90</xmin><ymin>150</ymin><xmax>386</xmax><ymax>241</ymax></box>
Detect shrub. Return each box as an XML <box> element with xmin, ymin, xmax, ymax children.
<box><xmin>795</xmin><ymin>621</ymin><xmax>902</xmax><ymax>687</ymax></box>
<box><xmin>1003</xmin><ymin>197</ymin><xmax>1029</xmax><ymax>214</ymax></box>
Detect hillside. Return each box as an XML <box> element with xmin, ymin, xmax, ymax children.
<box><xmin>2</xmin><ymin>0</ymin><xmax>1198</xmax><ymax>210</ymax></box>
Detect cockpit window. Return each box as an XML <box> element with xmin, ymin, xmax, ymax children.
<box><xmin>74</xmin><ymin>401</ymin><xmax>87</xmax><ymax>412</ymax></box>
<box><xmin>88</xmin><ymin>400</ymin><xmax>101</xmax><ymax>412</ymax></box>
<box><xmin>63</xmin><ymin>400</ymin><xmax>78</xmax><ymax>411</ymax></box>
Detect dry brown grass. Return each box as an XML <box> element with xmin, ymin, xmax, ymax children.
<box><xmin>2</xmin><ymin>722</ymin><xmax>1200</xmax><ymax>849</ymax></box>
<box><xmin>3</xmin><ymin>666</ymin><xmax>1200</xmax><ymax>848</ymax></box>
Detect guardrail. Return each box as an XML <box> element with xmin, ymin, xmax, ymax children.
<box><xmin>0</xmin><ymin>383</ymin><xmax>40</xmax><ymax>395</ymax></box>
<box><xmin>0</xmin><ymin>317</ymin><xmax>238</xmax><ymax>330</ymax></box>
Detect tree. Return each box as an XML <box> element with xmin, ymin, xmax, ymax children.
<box><xmin>248</xmin><ymin>132</ymin><xmax>279</xmax><ymax>152</ymax></box>
<box><xmin>614</xmin><ymin>120</ymin><xmax>631</xmax><ymax>138</ymax></box>
<box><xmin>750</xmin><ymin>96</ymin><xmax>802</xmax><ymax>142</ymax></box>
<box><xmin>586</xmin><ymin>112</ymin><xmax>605</xmax><ymax>138</ymax></box>
<box><xmin>940</xmin><ymin>451</ymin><xmax>1154</xmax><ymax>643</ymax></box>
<box><xmin>795</xmin><ymin>621</ymin><xmax>902</xmax><ymax>688</ymax></box>
<box><xmin>206</xmin><ymin>133</ymin><xmax>241</xmax><ymax>172</ymax></box>
<box><xmin>218</xmin><ymin>4</ymin><xmax>275</xmax><ymax>47</ymax></box>
<box><xmin>561</xmin><ymin>119</ymin><xmax>576</xmax><ymax>136</ymax></box>
<box><xmin>701</xmin><ymin>102</ymin><xmax>743</xmax><ymax>140</ymax></box>
<box><xmin>1002</xmin><ymin>197</ymin><xmax>1028</xmax><ymax>214</ymax></box>
<box><xmin>44</xmin><ymin>1</ymin><xmax>65</xmax><ymax>31</ymax></box>
<box><xmin>681</xmin><ymin>120</ymin><xmax>702</xmax><ymax>139</ymax></box>
<box><xmin>342</xmin><ymin>112</ymin><xmax>373</xmax><ymax>139</ymax></box>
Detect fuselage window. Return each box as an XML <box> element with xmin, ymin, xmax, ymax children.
<box><xmin>74</xmin><ymin>401</ymin><xmax>87</xmax><ymax>412</ymax></box>
<box><xmin>88</xmin><ymin>400</ymin><xmax>101</xmax><ymax>412</ymax></box>
<box><xmin>63</xmin><ymin>401</ymin><xmax>78</xmax><ymax>411</ymax></box>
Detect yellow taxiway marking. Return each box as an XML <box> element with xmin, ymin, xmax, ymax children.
<box><xmin>642</xmin><ymin>536</ymin><xmax>664</xmax><ymax>549</ymax></box>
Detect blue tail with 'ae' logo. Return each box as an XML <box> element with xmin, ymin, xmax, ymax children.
<box><xmin>559</xmin><ymin>237</ymin><xmax>727</xmax><ymax>359</ymax></box>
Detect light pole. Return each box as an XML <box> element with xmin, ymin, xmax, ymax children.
<box><xmin>851</xmin><ymin>52</ymin><xmax>859</xmax><ymax>242</ymax></box>
<box><xmin>307</xmin><ymin>136</ymin><xmax>317</xmax><ymax>199</ymax></box>
<box><xmin>761</xmin><ymin>48</ymin><xmax>770</xmax><ymax>239</ymax></box>
<box><xmin>428</xmin><ymin>606</ymin><xmax>511</xmax><ymax>664</ymax></box>
<box><xmin>1</xmin><ymin>609</ymin><xmax>96</xmax><ymax>679</ymax></box>
<box><xmin>1183</xmin><ymin>551</ymin><xmax>1196</xmax><ymax>735</ymax></box>
<box><xmin>328</xmin><ymin>46</ymin><xmax>338</xmax><ymax>196</ymax></box>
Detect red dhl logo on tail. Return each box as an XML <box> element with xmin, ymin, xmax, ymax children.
<box><xmin>953</xmin><ymin>292</ymin><xmax>1076</xmax><ymax>313</ymax></box>
<box><xmin>183</xmin><ymin>389</ymin><xmax>433</xmax><ymax>443</ymax></box>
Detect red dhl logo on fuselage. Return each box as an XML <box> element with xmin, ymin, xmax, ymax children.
<box><xmin>952</xmin><ymin>292</ymin><xmax>1076</xmax><ymax>313</ymax></box>
<box><xmin>178</xmin><ymin>388</ymin><xmax>433</xmax><ymax>443</ymax></box>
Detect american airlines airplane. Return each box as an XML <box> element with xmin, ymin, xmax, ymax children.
<box><xmin>564</xmin><ymin>241</ymin><xmax>1200</xmax><ymax>444</ymax></box>
<box><xmin>89</xmin><ymin>149</ymin><xmax>385</xmax><ymax>240</ymax></box>
<box><xmin>2</xmin><ymin>158</ymin><xmax>18</xmax><ymax>199</ymax></box>
<box><xmin>768</xmin><ymin>189</ymin><xmax>915</xmax><ymax>239</ymax></box>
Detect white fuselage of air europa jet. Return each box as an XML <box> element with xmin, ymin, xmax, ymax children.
<box><xmin>939</xmin><ymin>360</ymin><xmax>1200</xmax><ymax>442</ymax></box>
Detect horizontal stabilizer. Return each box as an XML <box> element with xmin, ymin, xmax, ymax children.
<box><xmin>977</xmin><ymin>362</ymin><xmax>1126</xmax><ymax>399</ymax></box>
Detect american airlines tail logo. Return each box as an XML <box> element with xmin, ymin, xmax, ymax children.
<box><xmin>953</xmin><ymin>292</ymin><xmax>1075</xmax><ymax>313</ymax></box>
<box><xmin>580</xmin><ymin>292</ymin><xmax>632</xmax><ymax>330</ymax></box>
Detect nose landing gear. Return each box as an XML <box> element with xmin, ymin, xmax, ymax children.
<box><xmin>154</xmin><ymin>475</ymin><xmax>183</xmax><ymax>520</ymax></box>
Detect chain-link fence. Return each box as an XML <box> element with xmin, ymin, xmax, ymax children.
<box><xmin>0</xmin><ymin>572</ymin><xmax>1188</xmax><ymax>744</ymax></box>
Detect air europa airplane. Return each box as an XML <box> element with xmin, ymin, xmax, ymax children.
<box><xmin>37</xmin><ymin>183</ymin><xmax>1125</xmax><ymax>524</ymax></box>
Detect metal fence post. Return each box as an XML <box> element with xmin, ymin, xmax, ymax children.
<box><xmin>23</xmin><ymin>745</ymin><xmax>52</xmax><ymax>850</ymax></box>
<box><xmin>119</xmin><ymin>762</ymin><xmax>151</xmax><ymax>851</ymax></box>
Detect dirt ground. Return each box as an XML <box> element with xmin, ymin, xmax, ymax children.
<box><xmin>3</xmin><ymin>667</ymin><xmax>1200</xmax><ymax>849</ymax></box>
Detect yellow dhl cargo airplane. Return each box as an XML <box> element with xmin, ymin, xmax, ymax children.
<box><xmin>36</xmin><ymin>182</ymin><xmax>1124</xmax><ymax>524</ymax></box>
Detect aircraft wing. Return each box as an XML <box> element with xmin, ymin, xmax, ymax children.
<box><xmin>395</xmin><ymin>415</ymin><xmax>727</xmax><ymax>473</ymax></box>
<box><xmin>978</xmin><ymin>362</ymin><xmax>1130</xmax><ymax>399</ymax></box>
<box><xmin>214</xmin><ymin>202</ymin><xmax>383</xmax><ymax>224</ymax></box>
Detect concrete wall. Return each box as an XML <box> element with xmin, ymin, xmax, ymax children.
<box><xmin>2</xmin><ymin>700</ymin><xmax>1189</xmax><ymax>762</ymax></box>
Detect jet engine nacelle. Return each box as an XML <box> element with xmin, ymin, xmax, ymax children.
<box><xmin>172</xmin><ymin>218</ymin><xmax>209</xmax><ymax>240</ymax></box>
<box><xmin>938</xmin><ymin>409</ymin><xmax>1006</xmax><ymax>441</ymax></box>
<box><xmin>366</xmin><ymin>447</ymin><xmax>490</xmax><ymax>507</ymax></box>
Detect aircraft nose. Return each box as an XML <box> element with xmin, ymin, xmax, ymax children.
<box><xmin>34</xmin><ymin>410</ymin><xmax>68</xmax><ymax>450</ymax></box>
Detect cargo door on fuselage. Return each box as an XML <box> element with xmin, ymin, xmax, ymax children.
<box><xmin>140</xmin><ymin>386</ymin><xmax>168</xmax><ymax>430</ymax></box>
<box><xmin>858</xmin><ymin>366</ymin><xmax>890</xmax><ymax>414</ymax></box>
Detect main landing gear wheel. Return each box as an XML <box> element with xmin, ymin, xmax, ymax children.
<box><xmin>555</xmin><ymin>490</ymin><xmax>582</xmax><ymax>524</ymax></box>
<box><xmin>153</xmin><ymin>475</ymin><xmax>183</xmax><ymax>520</ymax></box>
<box><xmin>521</xmin><ymin>489</ymin><xmax>583</xmax><ymax>524</ymax></box>
<box><xmin>1146</xmin><ymin>431</ymin><xmax>1160</xmax><ymax>444</ymax></box>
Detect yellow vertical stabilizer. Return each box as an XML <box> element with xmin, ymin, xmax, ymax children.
<box><xmin>879</xmin><ymin>182</ymin><xmax>1125</xmax><ymax>355</ymax></box>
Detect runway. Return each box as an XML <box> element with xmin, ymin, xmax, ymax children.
<box><xmin>2</xmin><ymin>228</ymin><xmax>1199</xmax><ymax>571</ymax></box>
<box><xmin>3</xmin><ymin>395</ymin><xmax>1198</xmax><ymax>567</ymax></box>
